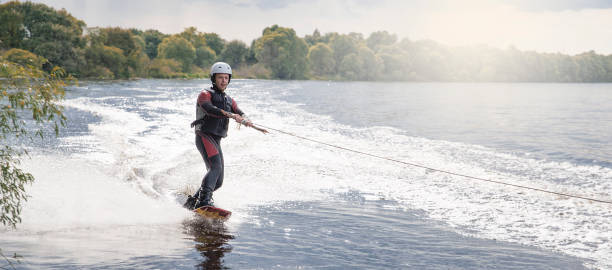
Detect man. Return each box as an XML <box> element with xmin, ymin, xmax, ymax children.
<box><xmin>184</xmin><ymin>62</ymin><xmax>267</xmax><ymax>210</ymax></box>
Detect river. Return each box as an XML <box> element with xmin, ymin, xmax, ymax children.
<box><xmin>1</xmin><ymin>79</ymin><xmax>610</xmax><ymax>269</ymax></box>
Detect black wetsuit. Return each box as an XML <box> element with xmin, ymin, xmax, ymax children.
<box><xmin>192</xmin><ymin>86</ymin><xmax>244</xmax><ymax>200</ymax></box>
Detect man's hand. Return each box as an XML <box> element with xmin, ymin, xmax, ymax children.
<box><xmin>233</xmin><ymin>114</ymin><xmax>244</xmax><ymax>123</ymax></box>
<box><xmin>221</xmin><ymin>110</ymin><xmax>268</xmax><ymax>134</ymax></box>
<box><xmin>220</xmin><ymin>110</ymin><xmax>233</xmax><ymax>119</ymax></box>
<box><xmin>221</xmin><ymin>110</ymin><xmax>244</xmax><ymax>123</ymax></box>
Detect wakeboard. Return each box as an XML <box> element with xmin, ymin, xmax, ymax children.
<box><xmin>194</xmin><ymin>206</ymin><xmax>232</xmax><ymax>221</ymax></box>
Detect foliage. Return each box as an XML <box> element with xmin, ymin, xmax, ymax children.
<box><xmin>329</xmin><ymin>34</ymin><xmax>359</xmax><ymax>74</ymax></box>
<box><xmin>83</xmin><ymin>44</ymin><xmax>127</xmax><ymax>79</ymax></box>
<box><xmin>245</xmin><ymin>40</ymin><xmax>258</xmax><ymax>65</ymax></box>
<box><xmin>0</xmin><ymin>3</ymin><xmax>25</xmax><ymax>49</ymax></box>
<box><xmin>99</xmin><ymin>27</ymin><xmax>137</xmax><ymax>56</ymax></box>
<box><xmin>366</xmin><ymin>31</ymin><xmax>397</xmax><ymax>52</ymax></box>
<box><xmin>2</xmin><ymin>48</ymin><xmax>46</xmax><ymax>69</ymax></box>
<box><xmin>0</xmin><ymin>1</ymin><xmax>86</xmax><ymax>74</ymax></box>
<box><xmin>195</xmin><ymin>46</ymin><xmax>216</xmax><ymax>69</ymax></box>
<box><xmin>377</xmin><ymin>44</ymin><xmax>411</xmax><ymax>80</ymax></box>
<box><xmin>220</xmin><ymin>40</ymin><xmax>249</xmax><ymax>68</ymax></box>
<box><xmin>79</xmin><ymin>64</ymin><xmax>114</xmax><ymax>80</ymax></box>
<box><xmin>307</xmin><ymin>42</ymin><xmax>334</xmax><ymax>78</ymax></box>
<box><xmin>3</xmin><ymin>1</ymin><xmax>612</xmax><ymax>82</ymax></box>
<box><xmin>141</xmin><ymin>29</ymin><xmax>166</xmax><ymax>59</ymax></box>
<box><xmin>157</xmin><ymin>35</ymin><xmax>196</xmax><ymax>72</ymax></box>
<box><xmin>89</xmin><ymin>27</ymin><xmax>150</xmax><ymax>78</ymax></box>
<box><xmin>147</xmin><ymin>58</ymin><xmax>184</xmax><ymax>78</ymax></box>
<box><xmin>338</xmin><ymin>53</ymin><xmax>361</xmax><ymax>80</ymax></box>
<box><xmin>202</xmin><ymin>33</ymin><xmax>225</xmax><ymax>56</ymax></box>
<box><xmin>127</xmin><ymin>47</ymin><xmax>150</xmax><ymax>78</ymax></box>
<box><xmin>180</xmin><ymin>27</ymin><xmax>207</xmax><ymax>49</ymax></box>
<box><xmin>253</xmin><ymin>25</ymin><xmax>308</xmax><ymax>79</ymax></box>
<box><xmin>179</xmin><ymin>27</ymin><xmax>213</xmax><ymax>68</ymax></box>
<box><xmin>304</xmin><ymin>29</ymin><xmax>322</xmax><ymax>47</ymax></box>
<box><xmin>32</xmin><ymin>41</ymin><xmax>84</xmax><ymax>75</ymax></box>
<box><xmin>0</xmin><ymin>59</ymin><xmax>68</xmax><ymax>228</ymax></box>
<box><xmin>355</xmin><ymin>46</ymin><xmax>382</xmax><ymax>80</ymax></box>
<box><xmin>233</xmin><ymin>63</ymin><xmax>271</xmax><ymax>79</ymax></box>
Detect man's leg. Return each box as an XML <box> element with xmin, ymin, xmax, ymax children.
<box><xmin>194</xmin><ymin>133</ymin><xmax>222</xmax><ymax>208</ymax></box>
<box><xmin>213</xmin><ymin>137</ymin><xmax>224</xmax><ymax>191</ymax></box>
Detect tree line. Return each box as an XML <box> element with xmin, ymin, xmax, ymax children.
<box><xmin>1</xmin><ymin>1</ymin><xmax>612</xmax><ymax>82</ymax></box>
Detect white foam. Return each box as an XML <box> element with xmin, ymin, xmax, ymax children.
<box><xmin>17</xmin><ymin>155</ymin><xmax>190</xmax><ymax>231</ymax></box>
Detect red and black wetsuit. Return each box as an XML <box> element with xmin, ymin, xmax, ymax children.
<box><xmin>193</xmin><ymin>86</ymin><xmax>244</xmax><ymax>196</ymax></box>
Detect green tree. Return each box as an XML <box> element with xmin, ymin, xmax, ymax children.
<box><xmin>307</xmin><ymin>42</ymin><xmax>334</xmax><ymax>77</ymax></box>
<box><xmin>83</xmin><ymin>45</ymin><xmax>127</xmax><ymax>79</ymax></box>
<box><xmin>141</xmin><ymin>29</ymin><xmax>166</xmax><ymax>59</ymax></box>
<box><xmin>91</xmin><ymin>27</ymin><xmax>150</xmax><ymax>77</ymax></box>
<box><xmin>245</xmin><ymin>40</ymin><xmax>258</xmax><ymax>65</ymax></box>
<box><xmin>203</xmin><ymin>33</ymin><xmax>225</xmax><ymax>56</ymax></box>
<box><xmin>253</xmin><ymin>25</ymin><xmax>308</xmax><ymax>79</ymax></box>
<box><xmin>2</xmin><ymin>48</ymin><xmax>47</xmax><ymax>69</ymax></box>
<box><xmin>356</xmin><ymin>46</ymin><xmax>382</xmax><ymax>80</ymax></box>
<box><xmin>32</xmin><ymin>41</ymin><xmax>84</xmax><ymax>75</ymax></box>
<box><xmin>195</xmin><ymin>46</ymin><xmax>216</xmax><ymax>68</ymax></box>
<box><xmin>148</xmin><ymin>58</ymin><xmax>183</xmax><ymax>78</ymax></box>
<box><xmin>320</xmin><ymin>32</ymin><xmax>339</xmax><ymax>44</ymax></box>
<box><xmin>131</xmin><ymin>34</ymin><xmax>146</xmax><ymax>52</ymax></box>
<box><xmin>329</xmin><ymin>34</ymin><xmax>358</xmax><ymax>73</ymax></box>
<box><xmin>127</xmin><ymin>34</ymin><xmax>149</xmax><ymax>77</ymax></box>
<box><xmin>406</xmin><ymin>40</ymin><xmax>450</xmax><ymax>81</ymax></box>
<box><xmin>100</xmin><ymin>27</ymin><xmax>137</xmax><ymax>56</ymax></box>
<box><xmin>0</xmin><ymin>1</ymin><xmax>86</xmax><ymax>74</ymax></box>
<box><xmin>575</xmin><ymin>51</ymin><xmax>608</xmax><ymax>82</ymax></box>
<box><xmin>127</xmin><ymin>48</ymin><xmax>149</xmax><ymax>78</ymax></box>
<box><xmin>178</xmin><ymin>27</ymin><xmax>217</xmax><ymax>69</ymax></box>
<box><xmin>366</xmin><ymin>31</ymin><xmax>397</xmax><ymax>52</ymax></box>
<box><xmin>377</xmin><ymin>51</ymin><xmax>409</xmax><ymax>80</ymax></box>
<box><xmin>1</xmin><ymin>59</ymin><xmax>68</xmax><ymax>228</ymax></box>
<box><xmin>180</xmin><ymin>27</ymin><xmax>207</xmax><ymax>48</ymax></box>
<box><xmin>327</xmin><ymin>43</ymin><xmax>382</xmax><ymax>80</ymax></box>
<box><xmin>347</xmin><ymin>32</ymin><xmax>364</xmax><ymax>43</ymax></box>
<box><xmin>338</xmin><ymin>53</ymin><xmax>361</xmax><ymax>80</ymax></box>
<box><xmin>0</xmin><ymin>2</ymin><xmax>25</xmax><ymax>49</ymax></box>
<box><xmin>304</xmin><ymin>29</ymin><xmax>322</xmax><ymax>46</ymax></box>
<box><xmin>381</xmin><ymin>39</ymin><xmax>415</xmax><ymax>80</ymax></box>
<box><xmin>157</xmin><ymin>35</ymin><xmax>196</xmax><ymax>72</ymax></box>
<box><xmin>220</xmin><ymin>40</ymin><xmax>249</xmax><ymax>68</ymax></box>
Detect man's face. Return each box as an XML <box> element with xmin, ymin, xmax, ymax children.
<box><xmin>214</xmin><ymin>73</ymin><xmax>230</xmax><ymax>91</ymax></box>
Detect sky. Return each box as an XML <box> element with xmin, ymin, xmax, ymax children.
<box><xmin>15</xmin><ymin>0</ymin><xmax>612</xmax><ymax>55</ymax></box>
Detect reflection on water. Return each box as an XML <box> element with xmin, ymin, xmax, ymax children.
<box><xmin>182</xmin><ymin>217</ymin><xmax>234</xmax><ymax>270</ymax></box>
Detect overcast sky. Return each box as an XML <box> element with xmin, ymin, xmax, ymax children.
<box><xmin>18</xmin><ymin>0</ymin><xmax>612</xmax><ymax>55</ymax></box>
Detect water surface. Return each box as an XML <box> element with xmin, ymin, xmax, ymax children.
<box><xmin>1</xmin><ymin>79</ymin><xmax>610</xmax><ymax>269</ymax></box>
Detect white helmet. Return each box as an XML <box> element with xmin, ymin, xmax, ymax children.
<box><xmin>210</xmin><ymin>62</ymin><xmax>232</xmax><ymax>76</ymax></box>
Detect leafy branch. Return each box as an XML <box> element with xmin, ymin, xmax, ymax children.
<box><xmin>1</xmin><ymin>60</ymin><xmax>71</xmax><ymax>228</ymax></box>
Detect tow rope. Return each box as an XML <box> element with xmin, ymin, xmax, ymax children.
<box><xmin>252</xmin><ymin>123</ymin><xmax>612</xmax><ymax>205</ymax></box>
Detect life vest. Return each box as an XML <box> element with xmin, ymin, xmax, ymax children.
<box><xmin>194</xmin><ymin>87</ymin><xmax>234</xmax><ymax>137</ymax></box>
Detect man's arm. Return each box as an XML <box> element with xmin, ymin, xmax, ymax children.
<box><xmin>225</xmin><ymin>98</ymin><xmax>268</xmax><ymax>134</ymax></box>
<box><xmin>230</xmin><ymin>98</ymin><xmax>244</xmax><ymax>116</ymax></box>
<box><xmin>198</xmin><ymin>91</ymin><xmax>226</xmax><ymax>117</ymax></box>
